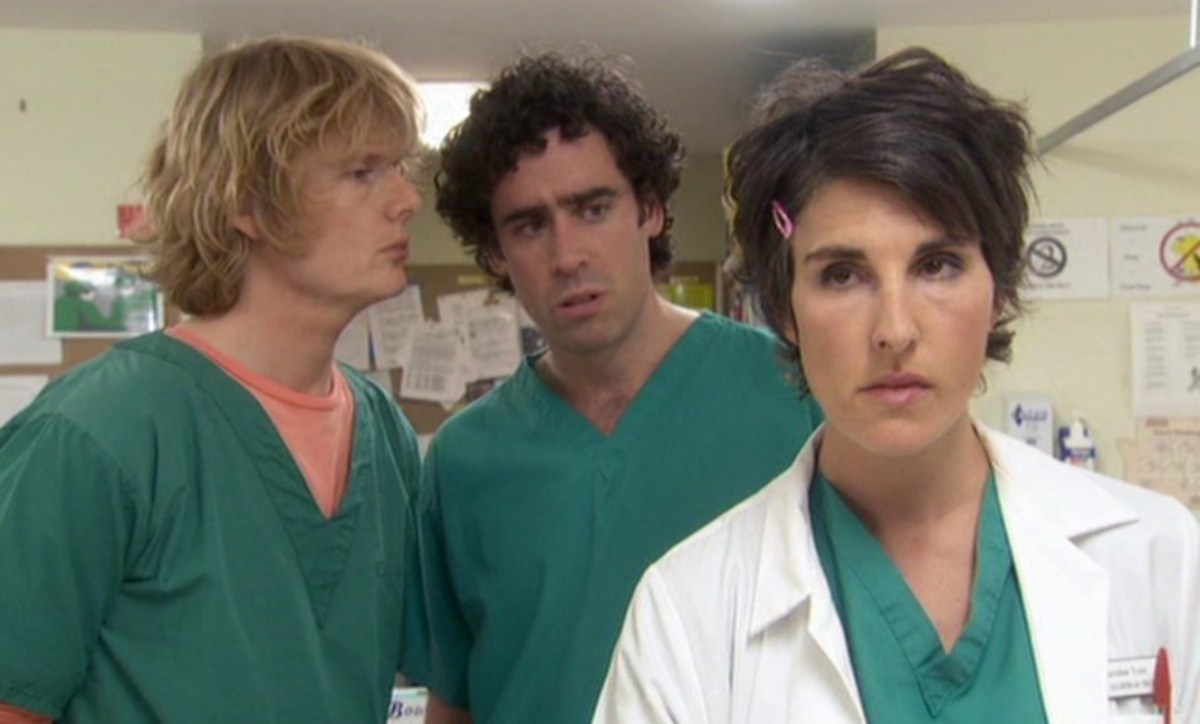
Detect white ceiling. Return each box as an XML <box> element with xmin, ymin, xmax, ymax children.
<box><xmin>0</xmin><ymin>0</ymin><xmax>1187</xmax><ymax>152</ymax></box>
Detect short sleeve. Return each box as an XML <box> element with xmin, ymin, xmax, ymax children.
<box><xmin>0</xmin><ymin>415</ymin><xmax>134</xmax><ymax>717</ymax></box>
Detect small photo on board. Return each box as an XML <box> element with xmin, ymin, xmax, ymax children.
<box><xmin>47</xmin><ymin>256</ymin><xmax>164</xmax><ymax>338</ymax></box>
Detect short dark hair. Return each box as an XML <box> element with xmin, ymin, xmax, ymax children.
<box><xmin>726</xmin><ymin>47</ymin><xmax>1035</xmax><ymax>390</ymax></box>
<box><xmin>435</xmin><ymin>52</ymin><xmax>686</xmax><ymax>290</ymax></box>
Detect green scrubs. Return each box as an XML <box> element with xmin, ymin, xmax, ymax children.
<box><xmin>415</xmin><ymin>312</ymin><xmax>823</xmax><ymax>724</ymax></box>
<box><xmin>810</xmin><ymin>471</ymin><xmax>1049</xmax><ymax>723</ymax></box>
<box><xmin>0</xmin><ymin>332</ymin><xmax>423</xmax><ymax>723</ymax></box>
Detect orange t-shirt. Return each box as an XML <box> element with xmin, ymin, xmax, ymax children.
<box><xmin>169</xmin><ymin>327</ymin><xmax>355</xmax><ymax>518</ymax></box>
<box><xmin>0</xmin><ymin>703</ymin><xmax>51</xmax><ymax>723</ymax></box>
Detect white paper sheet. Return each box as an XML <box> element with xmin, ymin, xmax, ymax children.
<box><xmin>0</xmin><ymin>375</ymin><xmax>48</xmax><ymax>426</ymax></box>
<box><xmin>400</xmin><ymin>323</ymin><xmax>466</xmax><ymax>403</ymax></box>
<box><xmin>1111</xmin><ymin>216</ymin><xmax>1200</xmax><ymax>297</ymax></box>
<box><xmin>436</xmin><ymin>289</ymin><xmax>490</xmax><ymax>332</ymax></box>
<box><xmin>0</xmin><ymin>281</ymin><xmax>63</xmax><ymax>364</ymax></box>
<box><xmin>464</xmin><ymin>297</ymin><xmax>522</xmax><ymax>381</ymax></box>
<box><xmin>1118</xmin><ymin>417</ymin><xmax>1200</xmax><ymax>513</ymax></box>
<box><xmin>1130</xmin><ymin>303</ymin><xmax>1200</xmax><ymax>417</ymax></box>
<box><xmin>1023</xmin><ymin>217</ymin><xmax>1110</xmax><ymax>300</ymax></box>
<box><xmin>367</xmin><ymin>285</ymin><xmax>426</xmax><ymax>370</ymax></box>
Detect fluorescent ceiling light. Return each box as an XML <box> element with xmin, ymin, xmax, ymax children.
<box><xmin>418</xmin><ymin>81</ymin><xmax>487</xmax><ymax>148</ymax></box>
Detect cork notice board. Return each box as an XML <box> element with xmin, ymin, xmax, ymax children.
<box><xmin>0</xmin><ymin>248</ymin><xmax>720</xmax><ymax>435</ymax></box>
<box><xmin>0</xmin><ymin>244</ymin><xmax>177</xmax><ymax>380</ymax></box>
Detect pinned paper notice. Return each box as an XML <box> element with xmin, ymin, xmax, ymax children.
<box><xmin>368</xmin><ymin>285</ymin><xmax>426</xmax><ymax>370</ymax></box>
<box><xmin>437</xmin><ymin>288</ymin><xmax>491</xmax><ymax>332</ymax></box>
<box><xmin>1118</xmin><ymin>417</ymin><xmax>1200</xmax><ymax>513</ymax></box>
<box><xmin>0</xmin><ymin>375</ymin><xmax>48</xmax><ymax>426</ymax></box>
<box><xmin>400</xmin><ymin>323</ymin><xmax>466</xmax><ymax>404</ymax></box>
<box><xmin>1130</xmin><ymin>303</ymin><xmax>1200</xmax><ymax>417</ymax></box>
<box><xmin>1023</xmin><ymin>217</ymin><xmax>1110</xmax><ymax>300</ymax></box>
<box><xmin>0</xmin><ymin>282</ymin><xmax>62</xmax><ymax>365</ymax></box>
<box><xmin>1111</xmin><ymin>216</ymin><xmax>1200</xmax><ymax>297</ymax></box>
<box><xmin>464</xmin><ymin>297</ymin><xmax>522</xmax><ymax>381</ymax></box>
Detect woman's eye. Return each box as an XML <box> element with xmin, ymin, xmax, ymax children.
<box><xmin>820</xmin><ymin>264</ymin><xmax>857</xmax><ymax>287</ymax></box>
<box><xmin>920</xmin><ymin>254</ymin><xmax>963</xmax><ymax>278</ymax></box>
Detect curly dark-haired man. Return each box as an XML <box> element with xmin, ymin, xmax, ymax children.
<box><xmin>413</xmin><ymin>53</ymin><xmax>822</xmax><ymax>724</ymax></box>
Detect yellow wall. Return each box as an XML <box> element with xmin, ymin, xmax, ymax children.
<box><xmin>0</xmin><ymin>26</ymin><xmax>726</xmax><ymax>264</ymax></box>
<box><xmin>879</xmin><ymin>16</ymin><xmax>1200</xmax><ymax>475</ymax></box>
<box><xmin>0</xmin><ymin>30</ymin><xmax>203</xmax><ymax>246</ymax></box>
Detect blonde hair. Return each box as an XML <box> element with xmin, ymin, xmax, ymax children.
<box><xmin>140</xmin><ymin>35</ymin><xmax>424</xmax><ymax>315</ymax></box>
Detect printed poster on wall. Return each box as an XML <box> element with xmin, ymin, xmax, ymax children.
<box><xmin>1118</xmin><ymin>417</ymin><xmax>1200</xmax><ymax>514</ymax></box>
<box><xmin>1130</xmin><ymin>303</ymin><xmax>1200</xmax><ymax>417</ymax></box>
<box><xmin>1110</xmin><ymin>216</ymin><xmax>1200</xmax><ymax>297</ymax></box>
<box><xmin>46</xmin><ymin>256</ymin><xmax>164</xmax><ymax>338</ymax></box>
<box><xmin>1022</xmin><ymin>217</ymin><xmax>1110</xmax><ymax>300</ymax></box>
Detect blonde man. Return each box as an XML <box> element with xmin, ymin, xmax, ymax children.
<box><xmin>0</xmin><ymin>36</ymin><xmax>426</xmax><ymax>724</ymax></box>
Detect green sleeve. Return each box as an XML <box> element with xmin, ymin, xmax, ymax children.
<box><xmin>411</xmin><ymin>437</ymin><xmax>473</xmax><ymax>708</ymax></box>
<box><xmin>0</xmin><ymin>415</ymin><xmax>136</xmax><ymax>717</ymax></box>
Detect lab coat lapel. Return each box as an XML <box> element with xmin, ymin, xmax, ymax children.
<box><xmin>984</xmin><ymin>426</ymin><xmax>1135</xmax><ymax>724</ymax></box>
<box><xmin>748</xmin><ymin>430</ymin><xmax>866</xmax><ymax>722</ymax></box>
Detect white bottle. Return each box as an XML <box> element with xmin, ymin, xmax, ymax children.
<box><xmin>1058</xmin><ymin>413</ymin><xmax>1096</xmax><ymax>470</ymax></box>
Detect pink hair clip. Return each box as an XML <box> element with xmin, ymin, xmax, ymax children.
<box><xmin>771</xmin><ymin>201</ymin><xmax>794</xmax><ymax>238</ymax></box>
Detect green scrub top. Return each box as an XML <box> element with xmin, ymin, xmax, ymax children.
<box><xmin>414</xmin><ymin>312</ymin><xmax>823</xmax><ymax>724</ymax></box>
<box><xmin>0</xmin><ymin>333</ymin><xmax>423</xmax><ymax>723</ymax></box>
<box><xmin>810</xmin><ymin>471</ymin><xmax>1049</xmax><ymax>723</ymax></box>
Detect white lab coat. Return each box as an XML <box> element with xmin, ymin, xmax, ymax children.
<box><xmin>593</xmin><ymin>422</ymin><xmax>1199</xmax><ymax>724</ymax></box>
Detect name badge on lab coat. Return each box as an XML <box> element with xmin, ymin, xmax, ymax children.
<box><xmin>1107</xmin><ymin>655</ymin><xmax>1156</xmax><ymax>699</ymax></box>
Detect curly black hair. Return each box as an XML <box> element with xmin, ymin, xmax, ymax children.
<box><xmin>435</xmin><ymin>52</ymin><xmax>686</xmax><ymax>290</ymax></box>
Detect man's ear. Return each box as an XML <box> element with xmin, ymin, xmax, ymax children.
<box><xmin>640</xmin><ymin>198</ymin><xmax>665</xmax><ymax>237</ymax></box>
<box><xmin>231</xmin><ymin>210</ymin><xmax>264</xmax><ymax>242</ymax></box>
<box><xmin>485</xmin><ymin>246</ymin><xmax>508</xmax><ymax>278</ymax></box>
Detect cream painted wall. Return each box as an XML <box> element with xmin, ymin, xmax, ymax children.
<box><xmin>879</xmin><ymin>17</ymin><xmax>1200</xmax><ymax>476</ymax></box>
<box><xmin>0</xmin><ymin>29</ymin><xmax>202</xmax><ymax>246</ymax></box>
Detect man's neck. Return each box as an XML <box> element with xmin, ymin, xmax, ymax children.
<box><xmin>538</xmin><ymin>300</ymin><xmax>699</xmax><ymax>435</ymax></box>
<box><xmin>178</xmin><ymin>292</ymin><xmax>353</xmax><ymax>396</ymax></box>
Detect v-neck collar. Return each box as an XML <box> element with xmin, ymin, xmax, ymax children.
<box><xmin>811</xmin><ymin>470</ymin><xmax>1012</xmax><ymax>716</ymax></box>
<box><xmin>516</xmin><ymin>312</ymin><xmax>718</xmax><ymax>444</ymax></box>
<box><xmin>123</xmin><ymin>332</ymin><xmax>367</xmax><ymax>625</ymax></box>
